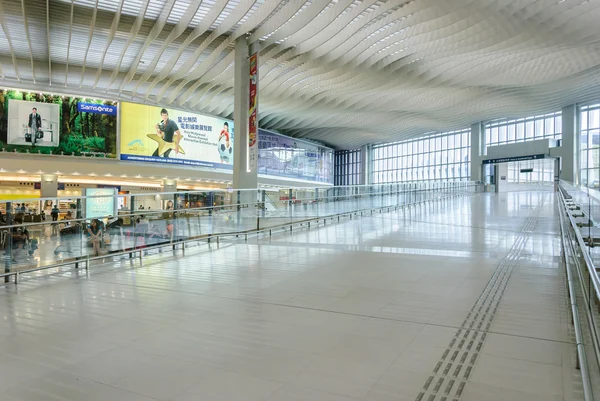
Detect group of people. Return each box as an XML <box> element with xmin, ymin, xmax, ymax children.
<box><xmin>13</xmin><ymin>203</ymin><xmax>30</xmax><ymax>214</ymax></box>
<box><xmin>1</xmin><ymin>215</ymin><xmax>37</xmax><ymax>263</ymax></box>
<box><xmin>2</xmin><ymin>201</ymin><xmax>179</xmax><ymax>263</ymax></box>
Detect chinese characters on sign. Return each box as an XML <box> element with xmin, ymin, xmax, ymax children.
<box><xmin>119</xmin><ymin>102</ymin><xmax>234</xmax><ymax>169</ymax></box>
<box><xmin>248</xmin><ymin>53</ymin><xmax>258</xmax><ymax>172</ymax></box>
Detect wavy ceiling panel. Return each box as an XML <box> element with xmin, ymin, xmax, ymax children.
<box><xmin>1</xmin><ymin>0</ymin><xmax>600</xmax><ymax>149</ymax></box>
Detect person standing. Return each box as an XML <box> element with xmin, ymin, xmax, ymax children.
<box><xmin>28</xmin><ymin>107</ymin><xmax>42</xmax><ymax>135</ymax></box>
<box><xmin>51</xmin><ymin>204</ymin><xmax>59</xmax><ymax>221</ymax></box>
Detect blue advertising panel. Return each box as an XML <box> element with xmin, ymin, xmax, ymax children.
<box><xmin>85</xmin><ymin>188</ymin><xmax>116</xmax><ymax>219</ymax></box>
<box><xmin>77</xmin><ymin>102</ymin><xmax>118</xmax><ymax>116</ymax></box>
<box><xmin>258</xmin><ymin>129</ymin><xmax>333</xmax><ymax>183</ymax></box>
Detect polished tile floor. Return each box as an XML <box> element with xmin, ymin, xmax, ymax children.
<box><xmin>0</xmin><ymin>191</ymin><xmax>583</xmax><ymax>401</ymax></box>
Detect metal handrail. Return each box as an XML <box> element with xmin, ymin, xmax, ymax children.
<box><xmin>557</xmin><ymin>188</ymin><xmax>595</xmax><ymax>401</ymax></box>
<box><xmin>2</xmin><ymin>182</ymin><xmax>484</xmax><ymax>282</ymax></box>
<box><xmin>559</xmin><ymin>183</ymin><xmax>600</xmax><ymax>304</ymax></box>
<box><xmin>0</xmin><ymin>181</ymin><xmax>482</xmax><ymax>205</ymax></box>
<box><xmin>557</xmin><ymin>182</ymin><xmax>600</xmax><ymax>401</ymax></box>
<box><xmin>0</xmin><ymin>182</ymin><xmax>483</xmax><ymax>230</ymax></box>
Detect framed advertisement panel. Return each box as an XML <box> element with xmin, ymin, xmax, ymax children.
<box><xmin>257</xmin><ymin>129</ymin><xmax>334</xmax><ymax>183</ymax></box>
<box><xmin>248</xmin><ymin>53</ymin><xmax>258</xmax><ymax>172</ymax></box>
<box><xmin>0</xmin><ymin>89</ymin><xmax>118</xmax><ymax>156</ymax></box>
<box><xmin>85</xmin><ymin>188</ymin><xmax>117</xmax><ymax>219</ymax></box>
<box><xmin>119</xmin><ymin>102</ymin><xmax>234</xmax><ymax>169</ymax></box>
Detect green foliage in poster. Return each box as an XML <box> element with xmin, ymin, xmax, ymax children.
<box><xmin>0</xmin><ymin>89</ymin><xmax>117</xmax><ymax>158</ymax></box>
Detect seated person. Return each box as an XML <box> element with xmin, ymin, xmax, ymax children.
<box><xmin>87</xmin><ymin>219</ymin><xmax>103</xmax><ymax>257</ymax></box>
<box><xmin>62</xmin><ymin>211</ymin><xmax>72</xmax><ymax>226</ymax></box>
<box><xmin>11</xmin><ymin>218</ymin><xmax>29</xmax><ymax>262</ymax></box>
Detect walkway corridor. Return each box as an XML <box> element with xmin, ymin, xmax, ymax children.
<box><xmin>0</xmin><ymin>192</ymin><xmax>582</xmax><ymax>401</ymax></box>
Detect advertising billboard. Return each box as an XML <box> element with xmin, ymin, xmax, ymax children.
<box><xmin>248</xmin><ymin>53</ymin><xmax>258</xmax><ymax>171</ymax></box>
<box><xmin>7</xmin><ymin>99</ymin><xmax>61</xmax><ymax>147</ymax></box>
<box><xmin>258</xmin><ymin>129</ymin><xmax>334</xmax><ymax>183</ymax></box>
<box><xmin>120</xmin><ymin>102</ymin><xmax>234</xmax><ymax>169</ymax></box>
<box><xmin>85</xmin><ymin>188</ymin><xmax>117</xmax><ymax>219</ymax></box>
<box><xmin>0</xmin><ymin>89</ymin><xmax>118</xmax><ymax>156</ymax></box>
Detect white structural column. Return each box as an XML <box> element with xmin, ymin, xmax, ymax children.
<box><xmin>470</xmin><ymin>122</ymin><xmax>485</xmax><ymax>181</ymax></box>
<box><xmin>40</xmin><ymin>174</ymin><xmax>58</xmax><ymax>198</ymax></box>
<box><xmin>360</xmin><ymin>144</ymin><xmax>370</xmax><ymax>185</ymax></box>
<box><xmin>162</xmin><ymin>179</ymin><xmax>177</xmax><ymax>193</ymax></box>
<box><xmin>233</xmin><ymin>35</ymin><xmax>258</xmax><ymax>195</ymax></box>
<box><xmin>560</xmin><ymin>104</ymin><xmax>578</xmax><ymax>184</ymax></box>
<box><xmin>495</xmin><ymin>163</ymin><xmax>508</xmax><ymax>192</ymax></box>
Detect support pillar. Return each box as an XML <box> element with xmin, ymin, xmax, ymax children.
<box><xmin>233</xmin><ymin>35</ymin><xmax>258</xmax><ymax>204</ymax></box>
<box><xmin>470</xmin><ymin>122</ymin><xmax>485</xmax><ymax>182</ymax></box>
<box><xmin>360</xmin><ymin>144</ymin><xmax>370</xmax><ymax>185</ymax></box>
<box><xmin>40</xmin><ymin>174</ymin><xmax>58</xmax><ymax>198</ymax></box>
<box><xmin>561</xmin><ymin>104</ymin><xmax>578</xmax><ymax>184</ymax></box>
<box><xmin>162</xmin><ymin>179</ymin><xmax>177</xmax><ymax>193</ymax></box>
<box><xmin>496</xmin><ymin>163</ymin><xmax>508</xmax><ymax>192</ymax></box>
<box><xmin>162</xmin><ymin>179</ymin><xmax>177</xmax><ymax>210</ymax></box>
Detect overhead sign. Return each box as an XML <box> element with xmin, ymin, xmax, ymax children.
<box><xmin>77</xmin><ymin>102</ymin><xmax>117</xmax><ymax>116</ymax></box>
<box><xmin>482</xmin><ymin>154</ymin><xmax>546</xmax><ymax>165</ymax></box>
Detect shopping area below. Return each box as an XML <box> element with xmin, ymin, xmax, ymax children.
<box><xmin>0</xmin><ymin>182</ymin><xmax>481</xmax><ymax>282</ymax></box>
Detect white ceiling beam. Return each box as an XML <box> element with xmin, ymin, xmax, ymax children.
<box><xmin>46</xmin><ymin>0</ymin><xmax>50</xmax><ymax>85</ymax></box>
<box><xmin>79</xmin><ymin>0</ymin><xmax>100</xmax><ymax>88</ymax></box>
<box><xmin>117</xmin><ymin>0</ymin><xmax>177</xmax><ymax>95</ymax></box>
<box><xmin>19</xmin><ymin>0</ymin><xmax>35</xmax><ymax>84</ymax></box>
<box><xmin>105</xmin><ymin>0</ymin><xmax>151</xmax><ymax>91</ymax></box>
<box><xmin>92</xmin><ymin>0</ymin><xmax>125</xmax><ymax>89</ymax></box>
<box><xmin>0</xmin><ymin>0</ymin><xmax>20</xmax><ymax>81</ymax></box>
<box><xmin>64</xmin><ymin>0</ymin><xmax>74</xmax><ymax>87</ymax></box>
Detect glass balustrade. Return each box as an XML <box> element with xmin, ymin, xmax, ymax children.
<box><xmin>0</xmin><ymin>182</ymin><xmax>484</xmax><ymax>279</ymax></box>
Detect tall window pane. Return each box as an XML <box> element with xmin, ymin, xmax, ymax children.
<box><xmin>371</xmin><ymin>128</ymin><xmax>471</xmax><ymax>184</ymax></box>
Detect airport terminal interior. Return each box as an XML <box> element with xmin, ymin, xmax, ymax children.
<box><xmin>0</xmin><ymin>0</ymin><xmax>599</xmax><ymax>400</ymax></box>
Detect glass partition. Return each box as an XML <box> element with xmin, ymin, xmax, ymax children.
<box><xmin>0</xmin><ymin>182</ymin><xmax>483</xmax><ymax>279</ymax></box>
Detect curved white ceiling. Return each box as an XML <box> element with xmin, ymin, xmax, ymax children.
<box><xmin>1</xmin><ymin>0</ymin><xmax>600</xmax><ymax>149</ymax></box>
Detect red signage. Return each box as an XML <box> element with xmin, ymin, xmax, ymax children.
<box><xmin>248</xmin><ymin>53</ymin><xmax>258</xmax><ymax>171</ymax></box>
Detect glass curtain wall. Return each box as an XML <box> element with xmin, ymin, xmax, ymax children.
<box><xmin>507</xmin><ymin>159</ymin><xmax>555</xmax><ymax>185</ymax></box>
<box><xmin>484</xmin><ymin>111</ymin><xmax>562</xmax><ymax>185</ymax></box>
<box><xmin>334</xmin><ymin>149</ymin><xmax>362</xmax><ymax>186</ymax></box>
<box><xmin>485</xmin><ymin>112</ymin><xmax>562</xmax><ymax>149</ymax></box>
<box><xmin>371</xmin><ymin>129</ymin><xmax>471</xmax><ymax>184</ymax></box>
<box><xmin>580</xmin><ymin>103</ymin><xmax>600</xmax><ymax>188</ymax></box>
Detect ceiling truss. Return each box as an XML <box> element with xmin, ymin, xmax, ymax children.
<box><xmin>0</xmin><ymin>0</ymin><xmax>599</xmax><ymax>149</ymax></box>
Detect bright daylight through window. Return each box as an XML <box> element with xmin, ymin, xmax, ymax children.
<box><xmin>372</xmin><ymin>129</ymin><xmax>470</xmax><ymax>184</ymax></box>
<box><xmin>580</xmin><ymin>103</ymin><xmax>600</xmax><ymax>188</ymax></box>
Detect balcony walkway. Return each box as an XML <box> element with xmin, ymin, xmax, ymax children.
<box><xmin>0</xmin><ymin>191</ymin><xmax>583</xmax><ymax>401</ymax></box>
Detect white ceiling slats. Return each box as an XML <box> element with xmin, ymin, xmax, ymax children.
<box><xmin>2</xmin><ymin>0</ymin><xmax>600</xmax><ymax>149</ymax></box>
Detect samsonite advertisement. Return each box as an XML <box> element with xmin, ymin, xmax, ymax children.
<box><xmin>0</xmin><ymin>89</ymin><xmax>118</xmax><ymax>157</ymax></box>
<box><xmin>120</xmin><ymin>102</ymin><xmax>234</xmax><ymax>169</ymax></box>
